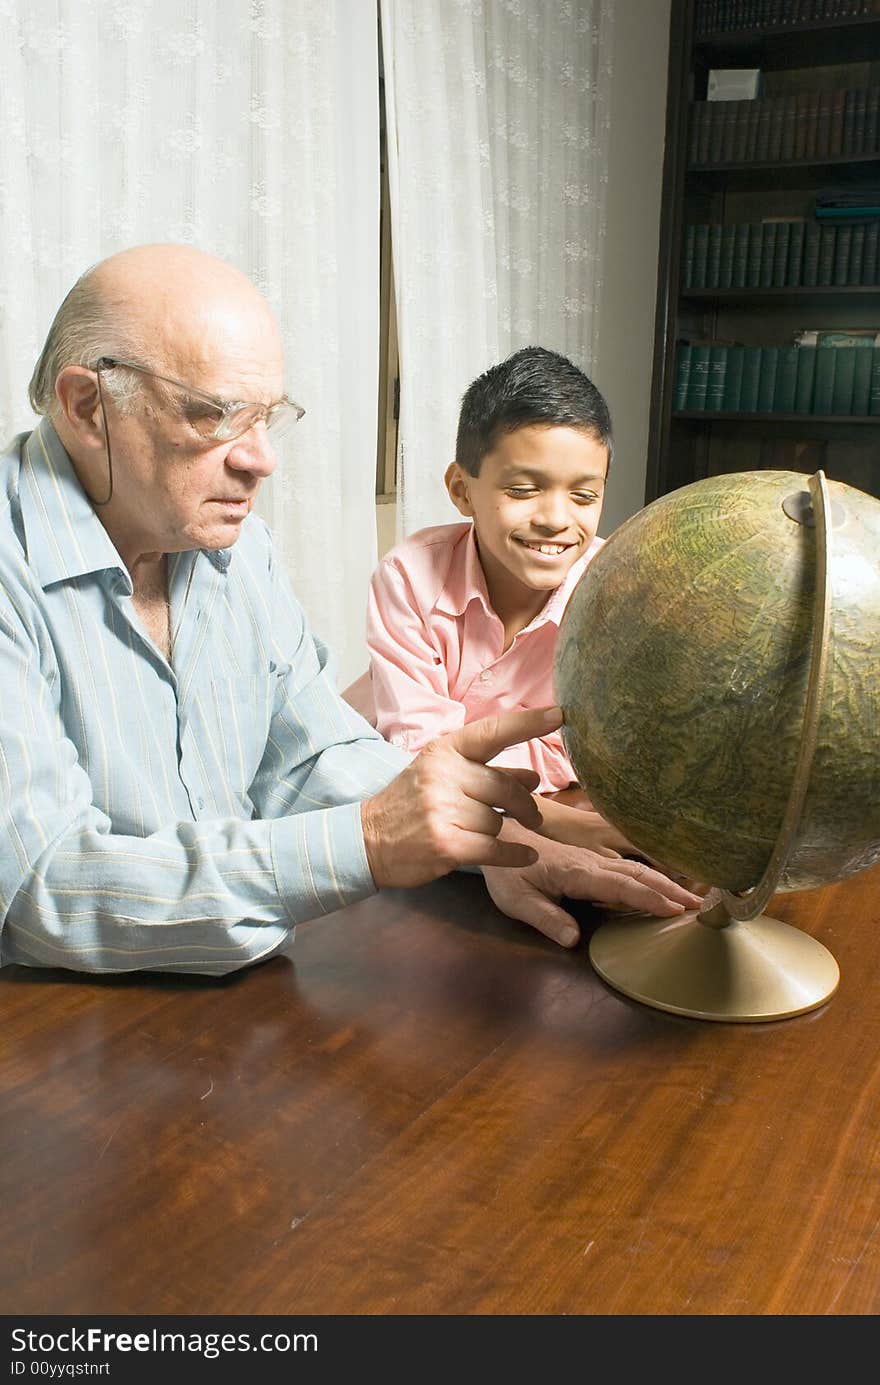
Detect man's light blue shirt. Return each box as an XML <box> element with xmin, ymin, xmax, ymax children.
<box><xmin>0</xmin><ymin>419</ymin><xmax>407</xmax><ymax>974</ymax></box>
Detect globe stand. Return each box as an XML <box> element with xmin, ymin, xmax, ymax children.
<box><xmin>589</xmin><ymin>470</ymin><xmax>840</xmax><ymax>1022</ymax></box>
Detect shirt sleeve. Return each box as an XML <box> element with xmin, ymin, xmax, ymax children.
<box><xmin>0</xmin><ymin>551</ymin><xmax>407</xmax><ymax>977</ymax></box>
<box><xmin>367</xmin><ymin>555</ymin><xmax>467</xmax><ymax>751</ymax></box>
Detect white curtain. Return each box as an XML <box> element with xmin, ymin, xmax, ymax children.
<box><xmin>0</xmin><ymin>0</ymin><xmax>379</xmax><ymax>687</ymax></box>
<box><xmin>380</xmin><ymin>0</ymin><xmax>614</xmax><ymax>538</ymax></box>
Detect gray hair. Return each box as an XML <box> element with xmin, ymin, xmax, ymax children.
<box><xmin>28</xmin><ymin>265</ymin><xmax>147</xmax><ymax>416</ymax></box>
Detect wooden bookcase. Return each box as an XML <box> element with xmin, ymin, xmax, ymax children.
<box><xmin>646</xmin><ymin>0</ymin><xmax>880</xmax><ymax>504</ymax></box>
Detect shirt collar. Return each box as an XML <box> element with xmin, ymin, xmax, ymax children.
<box><xmin>434</xmin><ymin>523</ymin><xmax>495</xmax><ymax>620</ymax></box>
<box><xmin>18</xmin><ymin>417</ymin><xmax>231</xmax><ymax>591</ymax></box>
<box><xmin>434</xmin><ymin>520</ymin><xmax>596</xmax><ymax>629</ymax></box>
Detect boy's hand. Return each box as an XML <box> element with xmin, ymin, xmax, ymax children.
<box><xmin>482</xmin><ymin>822</ymin><xmax>706</xmax><ymax>948</ymax></box>
<box><xmin>533</xmin><ymin>794</ymin><xmax>635</xmax><ymax>857</ymax></box>
<box><xmin>361</xmin><ymin>706</ymin><xmax>562</xmax><ymax>889</ymax></box>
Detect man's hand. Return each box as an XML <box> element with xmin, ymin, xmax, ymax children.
<box><xmin>361</xmin><ymin>706</ymin><xmax>564</xmax><ymax>889</ymax></box>
<box><xmin>482</xmin><ymin>822</ymin><xmax>705</xmax><ymax>948</ymax></box>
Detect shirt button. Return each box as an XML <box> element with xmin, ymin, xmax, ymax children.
<box><xmin>197</xmin><ymin>797</ymin><xmax>206</xmax><ymax>810</ymax></box>
<box><xmin>480</xmin><ymin>670</ymin><xmax>492</xmax><ymax>682</ymax></box>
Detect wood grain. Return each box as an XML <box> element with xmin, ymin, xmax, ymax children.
<box><xmin>2</xmin><ymin>864</ymin><xmax>879</xmax><ymax>1315</ymax></box>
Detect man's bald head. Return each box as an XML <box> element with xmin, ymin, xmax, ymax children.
<box><xmin>29</xmin><ymin>243</ymin><xmax>280</xmax><ymax>416</ymax></box>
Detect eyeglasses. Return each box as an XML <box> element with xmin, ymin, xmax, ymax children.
<box><xmin>95</xmin><ymin>356</ymin><xmax>305</xmax><ymax>443</ymax></box>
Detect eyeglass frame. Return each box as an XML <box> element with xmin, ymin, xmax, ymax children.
<box><xmin>95</xmin><ymin>356</ymin><xmax>305</xmax><ymax>442</ymax></box>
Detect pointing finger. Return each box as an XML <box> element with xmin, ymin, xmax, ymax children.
<box><xmin>446</xmin><ymin>705</ymin><xmax>563</xmax><ymax>766</ymax></box>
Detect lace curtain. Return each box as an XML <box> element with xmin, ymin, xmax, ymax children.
<box><xmin>380</xmin><ymin>0</ymin><xmax>614</xmax><ymax>538</ymax></box>
<box><xmin>0</xmin><ymin>0</ymin><xmax>379</xmax><ymax>686</ymax></box>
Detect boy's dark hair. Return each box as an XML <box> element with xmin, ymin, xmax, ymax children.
<box><xmin>455</xmin><ymin>345</ymin><xmax>613</xmax><ymax>477</ymax></box>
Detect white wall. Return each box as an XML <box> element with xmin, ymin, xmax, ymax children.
<box><xmin>595</xmin><ymin>0</ymin><xmax>671</xmax><ymax>537</ymax></box>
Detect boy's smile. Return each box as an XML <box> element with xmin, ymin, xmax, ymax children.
<box><xmin>445</xmin><ymin>423</ymin><xmax>608</xmax><ymax>631</ymax></box>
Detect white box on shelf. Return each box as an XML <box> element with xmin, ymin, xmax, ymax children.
<box><xmin>707</xmin><ymin>68</ymin><xmax>761</xmax><ymax>101</ymax></box>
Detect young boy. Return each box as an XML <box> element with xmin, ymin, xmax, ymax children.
<box><xmin>365</xmin><ymin>345</ymin><xmax>631</xmax><ymax>854</ymax></box>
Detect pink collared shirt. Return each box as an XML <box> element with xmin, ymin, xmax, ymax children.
<box><xmin>366</xmin><ymin>521</ymin><xmax>604</xmax><ymax>792</ymax></box>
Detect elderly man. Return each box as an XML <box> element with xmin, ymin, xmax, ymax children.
<box><xmin>0</xmin><ymin>244</ymin><xmax>699</xmax><ymax>974</ymax></box>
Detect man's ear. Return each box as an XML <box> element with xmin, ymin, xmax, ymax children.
<box><xmin>445</xmin><ymin>461</ymin><xmax>474</xmax><ymax>517</ymax></box>
<box><xmin>54</xmin><ymin>367</ymin><xmax>107</xmax><ymax>450</ymax></box>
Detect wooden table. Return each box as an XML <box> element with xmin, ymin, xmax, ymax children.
<box><xmin>3</xmin><ymin>865</ymin><xmax>879</xmax><ymax>1316</ymax></box>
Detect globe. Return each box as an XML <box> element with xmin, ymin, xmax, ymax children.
<box><xmin>553</xmin><ymin>469</ymin><xmax>880</xmax><ymax>1022</ymax></box>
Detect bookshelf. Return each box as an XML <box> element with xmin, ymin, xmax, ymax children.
<box><xmin>646</xmin><ymin>0</ymin><xmax>880</xmax><ymax>504</ymax></box>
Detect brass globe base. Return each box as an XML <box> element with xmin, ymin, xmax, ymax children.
<box><xmin>588</xmin><ymin>909</ymin><xmax>840</xmax><ymax>1022</ymax></box>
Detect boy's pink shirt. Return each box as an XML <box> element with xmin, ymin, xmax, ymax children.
<box><xmin>366</xmin><ymin>520</ymin><xmax>604</xmax><ymax>792</ymax></box>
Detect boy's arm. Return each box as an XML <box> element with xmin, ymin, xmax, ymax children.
<box><xmin>366</xmin><ymin>558</ymin><xmax>468</xmax><ymax>750</ymax></box>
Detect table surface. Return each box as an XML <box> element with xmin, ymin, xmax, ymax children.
<box><xmin>3</xmin><ymin>863</ymin><xmax>879</xmax><ymax>1316</ymax></box>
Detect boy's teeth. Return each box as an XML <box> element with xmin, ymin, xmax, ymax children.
<box><xmin>525</xmin><ymin>542</ymin><xmax>566</xmax><ymax>554</ymax></box>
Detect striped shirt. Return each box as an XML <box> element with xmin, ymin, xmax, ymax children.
<box><xmin>0</xmin><ymin>419</ymin><xmax>407</xmax><ymax>974</ymax></box>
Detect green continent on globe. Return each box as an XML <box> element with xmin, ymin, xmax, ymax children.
<box><xmin>554</xmin><ymin>470</ymin><xmax>880</xmax><ymax>893</ymax></box>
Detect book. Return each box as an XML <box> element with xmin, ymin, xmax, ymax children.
<box><xmin>870</xmin><ymin>347</ymin><xmax>880</xmax><ymax>417</ymax></box>
<box><xmin>674</xmin><ymin>344</ymin><xmax>692</xmax><ymax>411</ymax></box>
<box><xmin>692</xmin><ymin>224</ymin><xmax>710</xmax><ymax>288</ymax></box>
<box><xmin>759</xmin><ymin>223</ymin><xmax>778</xmax><ymax>287</ymax></box>
<box><xmin>813</xmin><ymin>348</ymin><xmax>837</xmax><ymax>414</ymax></box>
<box><xmin>721</xmin><ymin>345</ymin><xmax>745</xmax><ymax>411</ymax></box>
<box><xmin>852</xmin><ymin>346</ymin><xmax>874</xmax><ymax>414</ymax></box>
<box><xmin>786</xmin><ymin>221</ymin><xmax>806</xmax><ymax>286</ymax></box>
<box><xmin>739</xmin><ymin>347</ymin><xmax>762</xmax><ymax>413</ymax></box>
<box><xmin>772</xmin><ymin>222</ymin><xmax>791</xmax><ymax>287</ymax></box>
<box><xmin>831</xmin><ymin>346</ymin><xmax>857</xmax><ymax>414</ymax></box>
<box><xmin>773</xmin><ymin>346</ymin><xmax>799</xmax><ymax>413</ymax></box>
<box><xmin>745</xmin><ymin>222</ymin><xmax>764</xmax><ymax>286</ymax></box>
<box><xmin>864</xmin><ymin>222</ymin><xmax>879</xmax><ymax>284</ymax></box>
<box><xmin>706</xmin><ymin>344</ymin><xmax>728</xmax><ymax>410</ymax></box>
<box><xmin>794</xmin><ymin>328</ymin><xmax>880</xmax><ymax>348</ymax></box>
<box><xmin>686</xmin><ymin>344</ymin><xmax>712</xmax><ymax>410</ymax></box>
<box><xmin>732</xmin><ymin>222</ymin><xmax>751</xmax><ymax>287</ymax></box>
<box><xmin>719</xmin><ymin>223</ymin><xmax>737</xmax><ymax>287</ymax></box>
<box><xmin>794</xmin><ymin>347</ymin><xmax>816</xmax><ymax>414</ymax></box>
<box><xmin>832</xmin><ymin>224</ymin><xmax>853</xmax><ymax>286</ymax></box>
<box><xmin>802</xmin><ymin>222</ymin><xmax>822</xmax><ymax>287</ymax></box>
<box><xmin>848</xmin><ymin>223</ymin><xmax>866</xmax><ymax>285</ymax></box>
<box><xmin>756</xmin><ymin>347</ymin><xmax>779</xmax><ymax>413</ymax></box>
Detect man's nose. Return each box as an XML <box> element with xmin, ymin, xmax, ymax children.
<box><xmin>225</xmin><ymin>424</ymin><xmax>277</xmax><ymax>477</ymax></box>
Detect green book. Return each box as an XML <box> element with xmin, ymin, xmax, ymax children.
<box><xmin>786</xmin><ymin>221</ymin><xmax>806</xmax><ymax>286</ymax></box>
<box><xmin>832</xmin><ymin>225</ymin><xmax>853</xmax><ymax>287</ymax></box>
<box><xmin>831</xmin><ymin>347</ymin><xmax>857</xmax><ymax>415</ymax></box>
<box><xmin>745</xmin><ymin>222</ymin><xmax>764</xmax><ymax>287</ymax></box>
<box><xmin>686</xmin><ymin>344</ymin><xmax>711</xmax><ymax>410</ymax></box>
<box><xmin>813</xmin><ymin>348</ymin><xmax>837</xmax><ymax>415</ymax></box>
<box><xmin>721</xmin><ymin>346</ymin><xmax>745</xmax><ymax>410</ymax></box>
<box><xmin>863</xmin><ymin>223</ymin><xmax>879</xmax><ymax>285</ymax></box>
<box><xmin>692</xmin><ymin>225</ymin><xmax>709</xmax><ymax>288</ymax></box>
<box><xmin>794</xmin><ymin>347</ymin><xmax>817</xmax><ymax>413</ymax></box>
<box><xmin>706</xmin><ymin>226</ymin><xmax>723</xmax><ymax>287</ymax></box>
<box><xmin>802</xmin><ymin>223</ymin><xmax>822</xmax><ymax>287</ymax></box>
<box><xmin>673</xmin><ymin>344</ymin><xmax>692</xmax><ymax>411</ymax></box>
<box><xmin>739</xmin><ymin>347</ymin><xmax>762</xmax><ymax>412</ymax></box>
<box><xmin>852</xmin><ymin>346</ymin><xmax>873</xmax><ymax>415</ymax></box>
<box><xmin>869</xmin><ymin>347</ymin><xmax>880</xmax><ymax>416</ymax></box>
<box><xmin>706</xmin><ymin>345</ymin><xmax>728</xmax><ymax>410</ymax></box>
<box><xmin>773</xmin><ymin>346</ymin><xmax>799</xmax><ymax>413</ymax></box>
<box><xmin>848</xmin><ymin>224</ymin><xmax>866</xmax><ymax>286</ymax></box>
<box><xmin>732</xmin><ymin>223</ymin><xmax>751</xmax><ymax>287</ymax></box>
<box><xmin>771</xmin><ymin>223</ymin><xmax>790</xmax><ymax>287</ymax></box>
<box><xmin>719</xmin><ymin>224</ymin><xmax>738</xmax><ymax>288</ymax></box>
<box><xmin>759</xmin><ymin>224</ymin><xmax>777</xmax><ymax>288</ymax></box>
<box><xmin>682</xmin><ymin>225</ymin><xmax>696</xmax><ymax>288</ymax></box>
<box><xmin>756</xmin><ymin>347</ymin><xmax>779</xmax><ymax>412</ymax></box>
